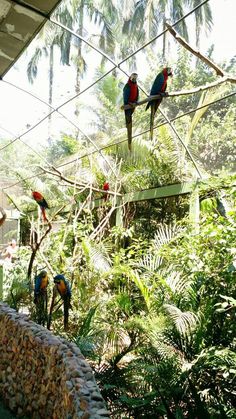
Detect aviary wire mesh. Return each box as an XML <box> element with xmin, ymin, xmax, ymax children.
<box><xmin>0</xmin><ymin>0</ymin><xmax>235</xmax><ymax>194</ymax></box>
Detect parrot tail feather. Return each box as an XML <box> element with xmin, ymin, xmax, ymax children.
<box><xmin>64</xmin><ymin>299</ymin><xmax>70</xmax><ymax>331</ymax></box>
<box><xmin>127</xmin><ymin>121</ymin><xmax>132</xmax><ymax>152</ymax></box>
<box><xmin>149</xmin><ymin>106</ymin><xmax>155</xmax><ymax>141</ymax></box>
<box><xmin>41</xmin><ymin>207</ymin><xmax>48</xmax><ymax>222</ymax></box>
<box><xmin>146</xmin><ymin>101</ymin><xmax>150</xmax><ymax>111</ymax></box>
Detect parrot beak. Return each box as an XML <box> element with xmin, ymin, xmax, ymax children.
<box><xmin>167</xmin><ymin>68</ymin><xmax>173</xmax><ymax>77</ymax></box>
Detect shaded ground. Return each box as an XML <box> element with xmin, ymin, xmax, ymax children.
<box><xmin>0</xmin><ymin>400</ymin><xmax>15</xmax><ymax>418</ymax></box>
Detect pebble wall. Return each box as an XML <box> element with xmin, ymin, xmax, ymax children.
<box><xmin>0</xmin><ymin>303</ymin><xmax>110</xmax><ymax>419</ymax></box>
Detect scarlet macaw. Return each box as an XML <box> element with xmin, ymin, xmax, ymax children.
<box><xmin>103</xmin><ymin>181</ymin><xmax>110</xmax><ymax>201</ymax></box>
<box><xmin>123</xmin><ymin>73</ymin><xmax>139</xmax><ymax>151</ymax></box>
<box><xmin>54</xmin><ymin>274</ymin><xmax>72</xmax><ymax>330</ymax></box>
<box><xmin>146</xmin><ymin>67</ymin><xmax>173</xmax><ymax>141</ymax></box>
<box><xmin>32</xmin><ymin>191</ymin><xmax>49</xmax><ymax>222</ymax></box>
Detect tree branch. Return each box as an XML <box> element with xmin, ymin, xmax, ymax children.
<box><xmin>166</xmin><ymin>23</ymin><xmax>225</xmax><ymax>76</ymax></box>
<box><xmin>121</xmin><ymin>77</ymin><xmax>236</xmax><ymax>110</ymax></box>
<box><xmin>27</xmin><ymin>221</ymin><xmax>52</xmax><ymax>283</ymax></box>
<box><xmin>39</xmin><ymin>166</ymin><xmax>122</xmax><ymax>198</ymax></box>
<box><xmin>0</xmin><ymin>207</ymin><xmax>6</xmax><ymax>227</ymax></box>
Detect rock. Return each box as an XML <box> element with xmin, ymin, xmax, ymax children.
<box><xmin>91</xmin><ymin>392</ymin><xmax>104</xmax><ymax>402</ymax></box>
<box><xmin>0</xmin><ymin>304</ymin><xmax>108</xmax><ymax>418</ymax></box>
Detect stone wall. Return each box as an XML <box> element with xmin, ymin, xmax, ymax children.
<box><xmin>0</xmin><ymin>303</ymin><xmax>110</xmax><ymax>419</ymax></box>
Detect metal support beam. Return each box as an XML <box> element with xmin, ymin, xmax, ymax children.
<box><xmin>124</xmin><ymin>182</ymin><xmax>196</xmax><ymax>203</ymax></box>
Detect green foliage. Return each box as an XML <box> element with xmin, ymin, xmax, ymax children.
<box><xmin>3</xmin><ymin>248</ymin><xmax>32</xmax><ymax>312</ymax></box>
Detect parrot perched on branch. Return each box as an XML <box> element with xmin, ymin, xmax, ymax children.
<box><xmin>123</xmin><ymin>73</ymin><xmax>139</xmax><ymax>152</ymax></box>
<box><xmin>34</xmin><ymin>270</ymin><xmax>48</xmax><ymax>303</ymax></box>
<box><xmin>32</xmin><ymin>191</ymin><xmax>49</xmax><ymax>222</ymax></box>
<box><xmin>34</xmin><ymin>270</ymin><xmax>48</xmax><ymax>326</ymax></box>
<box><xmin>146</xmin><ymin>67</ymin><xmax>173</xmax><ymax>141</ymax></box>
<box><xmin>54</xmin><ymin>274</ymin><xmax>72</xmax><ymax>330</ymax></box>
<box><xmin>103</xmin><ymin>181</ymin><xmax>110</xmax><ymax>201</ymax></box>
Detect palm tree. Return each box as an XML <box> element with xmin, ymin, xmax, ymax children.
<box><xmin>27</xmin><ymin>3</ymin><xmax>73</xmax><ymax>142</ymax></box>
<box><xmin>122</xmin><ymin>0</ymin><xmax>213</xmax><ymax>58</ymax></box>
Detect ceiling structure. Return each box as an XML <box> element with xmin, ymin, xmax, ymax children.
<box><xmin>0</xmin><ymin>0</ymin><xmax>62</xmax><ymax>78</ymax></box>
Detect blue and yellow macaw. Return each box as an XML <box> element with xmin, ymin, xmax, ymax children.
<box><xmin>54</xmin><ymin>274</ymin><xmax>72</xmax><ymax>330</ymax></box>
<box><xmin>123</xmin><ymin>73</ymin><xmax>139</xmax><ymax>152</ymax></box>
<box><xmin>146</xmin><ymin>67</ymin><xmax>173</xmax><ymax>141</ymax></box>
<box><xmin>34</xmin><ymin>270</ymin><xmax>48</xmax><ymax>326</ymax></box>
<box><xmin>34</xmin><ymin>270</ymin><xmax>48</xmax><ymax>304</ymax></box>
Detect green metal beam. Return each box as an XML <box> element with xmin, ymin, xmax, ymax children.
<box><xmin>123</xmin><ymin>182</ymin><xmax>196</xmax><ymax>203</ymax></box>
<box><xmin>91</xmin><ymin>182</ymin><xmax>197</xmax><ymax>210</ymax></box>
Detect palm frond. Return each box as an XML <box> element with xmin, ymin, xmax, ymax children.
<box><xmin>27</xmin><ymin>47</ymin><xmax>43</xmax><ymax>84</ymax></box>
<box><xmin>164</xmin><ymin>304</ymin><xmax>198</xmax><ymax>336</ymax></box>
<box><xmin>82</xmin><ymin>239</ymin><xmax>111</xmax><ymax>273</ymax></box>
<box><xmin>165</xmin><ymin>270</ymin><xmax>193</xmax><ymax>296</ymax></box>
<box><xmin>136</xmin><ymin>253</ymin><xmax>163</xmax><ymax>273</ymax></box>
<box><xmin>129</xmin><ymin>270</ymin><xmax>152</xmax><ymax>311</ymax></box>
<box><xmin>153</xmin><ymin>223</ymin><xmax>180</xmax><ymax>250</ymax></box>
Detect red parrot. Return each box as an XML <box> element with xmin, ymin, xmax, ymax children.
<box><xmin>32</xmin><ymin>191</ymin><xmax>49</xmax><ymax>222</ymax></box>
<box><xmin>146</xmin><ymin>67</ymin><xmax>173</xmax><ymax>141</ymax></box>
<box><xmin>123</xmin><ymin>73</ymin><xmax>139</xmax><ymax>151</ymax></box>
<box><xmin>103</xmin><ymin>182</ymin><xmax>110</xmax><ymax>201</ymax></box>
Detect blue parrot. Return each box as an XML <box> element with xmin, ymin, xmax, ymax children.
<box><xmin>54</xmin><ymin>274</ymin><xmax>72</xmax><ymax>330</ymax></box>
<box><xmin>34</xmin><ymin>270</ymin><xmax>48</xmax><ymax>304</ymax></box>
<box><xmin>34</xmin><ymin>270</ymin><xmax>48</xmax><ymax>326</ymax></box>
<box><xmin>123</xmin><ymin>73</ymin><xmax>139</xmax><ymax>151</ymax></box>
<box><xmin>146</xmin><ymin>67</ymin><xmax>173</xmax><ymax>141</ymax></box>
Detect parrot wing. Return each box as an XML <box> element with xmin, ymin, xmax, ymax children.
<box><xmin>150</xmin><ymin>72</ymin><xmax>165</xmax><ymax>95</ymax></box>
<box><xmin>40</xmin><ymin>198</ymin><xmax>49</xmax><ymax>209</ymax></box>
<box><xmin>65</xmin><ymin>280</ymin><xmax>72</xmax><ymax>298</ymax></box>
<box><xmin>123</xmin><ymin>83</ymin><xmax>131</xmax><ymax>105</ymax></box>
<box><xmin>34</xmin><ymin>275</ymin><xmax>41</xmax><ymax>294</ymax></box>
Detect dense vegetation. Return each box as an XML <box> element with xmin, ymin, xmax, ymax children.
<box><xmin>1</xmin><ymin>0</ymin><xmax>236</xmax><ymax>417</ymax></box>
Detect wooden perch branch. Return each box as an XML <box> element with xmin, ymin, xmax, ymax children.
<box><xmin>121</xmin><ymin>77</ymin><xmax>236</xmax><ymax>110</ymax></box>
<box><xmin>166</xmin><ymin>23</ymin><xmax>225</xmax><ymax>77</ymax></box>
<box><xmin>121</xmin><ymin>21</ymin><xmax>236</xmax><ymax>112</ymax></box>
<box><xmin>27</xmin><ymin>221</ymin><xmax>52</xmax><ymax>283</ymax></box>
<box><xmin>0</xmin><ymin>207</ymin><xmax>6</xmax><ymax>227</ymax></box>
<box><xmin>39</xmin><ymin>166</ymin><xmax>122</xmax><ymax>197</ymax></box>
